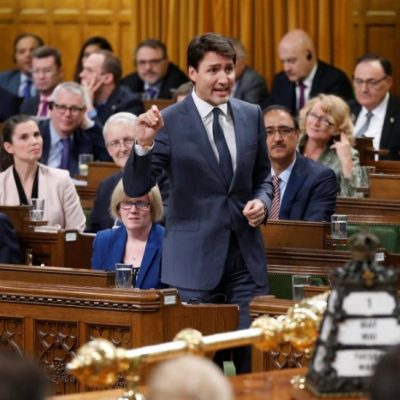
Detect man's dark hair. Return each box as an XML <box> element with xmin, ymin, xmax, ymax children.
<box><xmin>0</xmin><ymin>349</ymin><xmax>49</xmax><ymax>400</ymax></box>
<box><xmin>97</xmin><ymin>50</ymin><xmax>122</xmax><ymax>84</ymax></box>
<box><xmin>355</xmin><ymin>53</ymin><xmax>392</xmax><ymax>76</ymax></box>
<box><xmin>370</xmin><ymin>345</ymin><xmax>400</xmax><ymax>400</ymax></box>
<box><xmin>187</xmin><ymin>33</ymin><xmax>236</xmax><ymax>71</ymax></box>
<box><xmin>135</xmin><ymin>39</ymin><xmax>167</xmax><ymax>60</ymax></box>
<box><xmin>13</xmin><ymin>33</ymin><xmax>44</xmax><ymax>51</ymax></box>
<box><xmin>32</xmin><ymin>46</ymin><xmax>62</xmax><ymax>68</ymax></box>
<box><xmin>263</xmin><ymin>104</ymin><xmax>299</xmax><ymax>130</ymax></box>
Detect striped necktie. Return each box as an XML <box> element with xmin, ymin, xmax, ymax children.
<box><xmin>269</xmin><ymin>175</ymin><xmax>281</xmax><ymax>220</ymax></box>
<box><xmin>355</xmin><ymin>112</ymin><xmax>373</xmax><ymax>138</ymax></box>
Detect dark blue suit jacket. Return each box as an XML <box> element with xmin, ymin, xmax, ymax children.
<box><xmin>0</xmin><ymin>213</ymin><xmax>21</xmax><ymax>264</ymax></box>
<box><xmin>263</xmin><ymin>60</ymin><xmax>354</xmax><ymax>114</ymax></box>
<box><xmin>39</xmin><ymin>119</ymin><xmax>111</xmax><ymax>176</ymax></box>
<box><xmin>20</xmin><ymin>94</ymin><xmax>40</xmax><ymax>115</ymax></box>
<box><xmin>0</xmin><ymin>69</ymin><xmax>21</xmax><ymax>96</ymax></box>
<box><xmin>277</xmin><ymin>153</ymin><xmax>337</xmax><ymax>221</ymax></box>
<box><xmin>0</xmin><ymin>86</ymin><xmax>20</xmax><ymax>122</ymax></box>
<box><xmin>124</xmin><ymin>95</ymin><xmax>273</xmax><ymax>290</ymax></box>
<box><xmin>94</xmin><ymin>85</ymin><xmax>145</xmax><ymax>127</ymax></box>
<box><xmin>91</xmin><ymin>224</ymin><xmax>164</xmax><ymax>289</ymax></box>
<box><xmin>349</xmin><ymin>95</ymin><xmax>400</xmax><ymax>161</ymax></box>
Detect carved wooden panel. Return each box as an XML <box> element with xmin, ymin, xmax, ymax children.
<box><xmin>0</xmin><ymin>317</ymin><xmax>23</xmax><ymax>354</ymax></box>
<box><xmin>88</xmin><ymin>324</ymin><xmax>131</xmax><ymax>348</ymax></box>
<box><xmin>36</xmin><ymin>320</ymin><xmax>78</xmax><ymax>395</ymax></box>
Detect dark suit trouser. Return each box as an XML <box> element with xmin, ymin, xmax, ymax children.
<box><xmin>176</xmin><ymin>232</ymin><xmax>268</xmax><ymax>374</ymax></box>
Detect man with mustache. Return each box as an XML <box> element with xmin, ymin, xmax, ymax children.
<box><xmin>264</xmin><ymin>105</ymin><xmax>336</xmax><ymax>221</ymax></box>
<box><xmin>121</xmin><ymin>39</ymin><xmax>189</xmax><ymax>100</ymax></box>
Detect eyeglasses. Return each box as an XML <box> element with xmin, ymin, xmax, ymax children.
<box><xmin>353</xmin><ymin>76</ymin><xmax>387</xmax><ymax>88</ymax></box>
<box><xmin>307</xmin><ymin>112</ymin><xmax>334</xmax><ymax>128</ymax></box>
<box><xmin>51</xmin><ymin>102</ymin><xmax>85</xmax><ymax>116</ymax></box>
<box><xmin>136</xmin><ymin>58</ymin><xmax>165</xmax><ymax>67</ymax></box>
<box><xmin>31</xmin><ymin>67</ymin><xmax>57</xmax><ymax>75</ymax></box>
<box><xmin>119</xmin><ymin>201</ymin><xmax>151</xmax><ymax>211</ymax></box>
<box><xmin>265</xmin><ymin>126</ymin><xmax>296</xmax><ymax>137</ymax></box>
<box><xmin>106</xmin><ymin>138</ymin><xmax>135</xmax><ymax>150</ymax></box>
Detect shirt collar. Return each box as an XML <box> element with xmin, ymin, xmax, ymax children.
<box><xmin>300</xmin><ymin>62</ymin><xmax>318</xmax><ymax>87</ymax></box>
<box><xmin>49</xmin><ymin>121</ymin><xmax>64</xmax><ymax>145</ymax></box>
<box><xmin>191</xmin><ymin>89</ymin><xmax>228</xmax><ymax>119</ymax></box>
<box><xmin>271</xmin><ymin>155</ymin><xmax>297</xmax><ymax>184</ymax></box>
<box><xmin>360</xmin><ymin>92</ymin><xmax>390</xmax><ymax>119</ymax></box>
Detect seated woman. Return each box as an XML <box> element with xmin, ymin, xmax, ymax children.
<box><xmin>91</xmin><ymin>180</ymin><xmax>164</xmax><ymax>289</ymax></box>
<box><xmin>298</xmin><ymin>94</ymin><xmax>361</xmax><ymax>197</ymax></box>
<box><xmin>0</xmin><ymin>115</ymin><xmax>86</xmax><ymax>230</ymax></box>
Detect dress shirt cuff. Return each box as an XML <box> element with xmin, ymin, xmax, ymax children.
<box><xmin>134</xmin><ymin>140</ymin><xmax>154</xmax><ymax>156</ymax></box>
<box><xmin>87</xmin><ymin>108</ymin><xmax>97</xmax><ymax>119</ymax></box>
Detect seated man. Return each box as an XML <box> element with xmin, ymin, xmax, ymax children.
<box><xmin>20</xmin><ymin>46</ymin><xmax>64</xmax><ymax>118</ymax></box>
<box><xmin>264</xmin><ymin>29</ymin><xmax>353</xmax><ymax>114</ymax></box>
<box><xmin>229</xmin><ymin>37</ymin><xmax>269</xmax><ymax>105</ymax></box>
<box><xmin>0</xmin><ymin>212</ymin><xmax>21</xmax><ymax>264</ymax></box>
<box><xmin>39</xmin><ymin>81</ymin><xmax>111</xmax><ymax>176</ymax></box>
<box><xmin>147</xmin><ymin>355</ymin><xmax>233</xmax><ymax>400</ymax></box>
<box><xmin>80</xmin><ymin>50</ymin><xmax>144</xmax><ymax>127</ymax></box>
<box><xmin>121</xmin><ymin>39</ymin><xmax>189</xmax><ymax>99</ymax></box>
<box><xmin>350</xmin><ymin>53</ymin><xmax>400</xmax><ymax>160</ymax></box>
<box><xmin>264</xmin><ymin>105</ymin><xmax>337</xmax><ymax>221</ymax></box>
<box><xmin>0</xmin><ymin>33</ymin><xmax>44</xmax><ymax>99</ymax></box>
<box><xmin>86</xmin><ymin>112</ymin><xmax>169</xmax><ymax>233</ymax></box>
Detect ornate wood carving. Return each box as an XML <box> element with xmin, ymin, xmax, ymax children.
<box><xmin>0</xmin><ymin>317</ymin><xmax>23</xmax><ymax>354</ymax></box>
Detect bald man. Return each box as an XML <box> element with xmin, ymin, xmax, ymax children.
<box><xmin>264</xmin><ymin>29</ymin><xmax>353</xmax><ymax>114</ymax></box>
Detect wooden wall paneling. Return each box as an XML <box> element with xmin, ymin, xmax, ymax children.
<box><xmin>0</xmin><ymin>317</ymin><xmax>24</xmax><ymax>353</ymax></box>
<box><xmin>119</xmin><ymin>22</ymin><xmax>134</xmax><ymax>78</ymax></box>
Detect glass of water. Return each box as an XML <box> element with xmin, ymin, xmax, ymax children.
<box><xmin>29</xmin><ymin>198</ymin><xmax>45</xmax><ymax>221</ymax></box>
<box><xmin>292</xmin><ymin>275</ymin><xmax>310</xmax><ymax>301</ymax></box>
<box><xmin>331</xmin><ymin>214</ymin><xmax>347</xmax><ymax>240</ymax></box>
<box><xmin>78</xmin><ymin>153</ymin><xmax>94</xmax><ymax>176</ymax></box>
<box><xmin>115</xmin><ymin>263</ymin><xmax>133</xmax><ymax>288</ymax></box>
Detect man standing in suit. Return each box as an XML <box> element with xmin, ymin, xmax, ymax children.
<box><xmin>0</xmin><ymin>33</ymin><xmax>44</xmax><ymax>99</ymax></box>
<box><xmin>229</xmin><ymin>37</ymin><xmax>269</xmax><ymax>105</ymax></box>
<box><xmin>265</xmin><ymin>29</ymin><xmax>353</xmax><ymax>114</ymax></box>
<box><xmin>0</xmin><ymin>213</ymin><xmax>21</xmax><ymax>264</ymax></box>
<box><xmin>124</xmin><ymin>33</ymin><xmax>273</xmax><ymax>373</ymax></box>
<box><xmin>264</xmin><ymin>105</ymin><xmax>336</xmax><ymax>222</ymax></box>
<box><xmin>80</xmin><ymin>50</ymin><xmax>144</xmax><ymax>127</ymax></box>
<box><xmin>121</xmin><ymin>39</ymin><xmax>189</xmax><ymax>100</ymax></box>
<box><xmin>39</xmin><ymin>81</ymin><xmax>111</xmax><ymax>176</ymax></box>
<box><xmin>20</xmin><ymin>46</ymin><xmax>63</xmax><ymax>117</ymax></box>
<box><xmin>350</xmin><ymin>54</ymin><xmax>400</xmax><ymax>160</ymax></box>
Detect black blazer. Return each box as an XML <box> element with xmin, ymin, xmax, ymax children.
<box><xmin>0</xmin><ymin>213</ymin><xmax>21</xmax><ymax>264</ymax></box>
<box><xmin>121</xmin><ymin>62</ymin><xmax>189</xmax><ymax>99</ymax></box>
<box><xmin>0</xmin><ymin>86</ymin><xmax>21</xmax><ymax>122</ymax></box>
<box><xmin>263</xmin><ymin>60</ymin><xmax>354</xmax><ymax>113</ymax></box>
<box><xmin>94</xmin><ymin>84</ymin><xmax>145</xmax><ymax>127</ymax></box>
<box><xmin>19</xmin><ymin>94</ymin><xmax>40</xmax><ymax>116</ymax></box>
<box><xmin>349</xmin><ymin>95</ymin><xmax>400</xmax><ymax>160</ymax></box>
<box><xmin>39</xmin><ymin>119</ymin><xmax>111</xmax><ymax>176</ymax></box>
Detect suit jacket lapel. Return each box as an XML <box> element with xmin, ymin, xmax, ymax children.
<box><xmin>380</xmin><ymin>95</ymin><xmax>397</xmax><ymax>148</ymax></box>
<box><xmin>280</xmin><ymin>156</ymin><xmax>307</xmax><ymax>219</ymax></box>
<box><xmin>136</xmin><ymin>224</ymin><xmax>158</xmax><ymax>288</ymax></box>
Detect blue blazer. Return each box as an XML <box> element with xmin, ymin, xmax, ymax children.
<box><xmin>123</xmin><ymin>95</ymin><xmax>273</xmax><ymax>290</ymax></box>
<box><xmin>278</xmin><ymin>153</ymin><xmax>337</xmax><ymax>222</ymax></box>
<box><xmin>0</xmin><ymin>213</ymin><xmax>21</xmax><ymax>264</ymax></box>
<box><xmin>0</xmin><ymin>86</ymin><xmax>20</xmax><ymax>122</ymax></box>
<box><xmin>91</xmin><ymin>224</ymin><xmax>164</xmax><ymax>289</ymax></box>
<box><xmin>0</xmin><ymin>69</ymin><xmax>21</xmax><ymax>96</ymax></box>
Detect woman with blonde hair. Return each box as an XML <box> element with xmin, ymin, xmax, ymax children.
<box><xmin>91</xmin><ymin>180</ymin><xmax>164</xmax><ymax>289</ymax></box>
<box><xmin>298</xmin><ymin>94</ymin><xmax>361</xmax><ymax>196</ymax></box>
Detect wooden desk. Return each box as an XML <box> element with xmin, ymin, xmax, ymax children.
<box><xmin>49</xmin><ymin>368</ymin><xmax>368</xmax><ymax>400</ymax></box>
<box><xmin>369</xmin><ymin>173</ymin><xmax>400</xmax><ymax>200</ymax></box>
<box><xmin>0</xmin><ymin>282</ymin><xmax>237</xmax><ymax>396</ymax></box>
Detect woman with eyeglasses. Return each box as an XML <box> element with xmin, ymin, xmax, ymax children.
<box><xmin>91</xmin><ymin>180</ymin><xmax>165</xmax><ymax>289</ymax></box>
<box><xmin>0</xmin><ymin>114</ymin><xmax>86</xmax><ymax>230</ymax></box>
<box><xmin>298</xmin><ymin>94</ymin><xmax>361</xmax><ymax>196</ymax></box>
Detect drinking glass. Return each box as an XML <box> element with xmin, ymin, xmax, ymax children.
<box><xmin>78</xmin><ymin>153</ymin><xmax>94</xmax><ymax>176</ymax></box>
<box><xmin>331</xmin><ymin>214</ymin><xmax>348</xmax><ymax>240</ymax></box>
<box><xmin>29</xmin><ymin>198</ymin><xmax>45</xmax><ymax>221</ymax></box>
<box><xmin>292</xmin><ymin>275</ymin><xmax>310</xmax><ymax>301</ymax></box>
<box><xmin>115</xmin><ymin>263</ymin><xmax>133</xmax><ymax>288</ymax></box>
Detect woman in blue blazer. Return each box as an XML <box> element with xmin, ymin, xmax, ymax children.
<box><xmin>92</xmin><ymin>180</ymin><xmax>165</xmax><ymax>289</ymax></box>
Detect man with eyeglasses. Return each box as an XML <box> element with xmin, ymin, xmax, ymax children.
<box><xmin>263</xmin><ymin>29</ymin><xmax>353</xmax><ymax>114</ymax></box>
<box><xmin>264</xmin><ymin>105</ymin><xmax>336</xmax><ymax>221</ymax></box>
<box><xmin>80</xmin><ymin>50</ymin><xmax>144</xmax><ymax>127</ymax></box>
<box><xmin>350</xmin><ymin>53</ymin><xmax>400</xmax><ymax>160</ymax></box>
<box><xmin>20</xmin><ymin>46</ymin><xmax>63</xmax><ymax>118</ymax></box>
<box><xmin>39</xmin><ymin>81</ymin><xmax>111</xmax><ymax>176</ymax></box>
<box><xmin>121</xmin><ymin>39</ymin><xmax>189</xmax><ymax>100</ymax></box>
<box><xmin>86</xmin><ymin>112</ymin><xmax>169</xmax><ymax>232</ymax></box>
